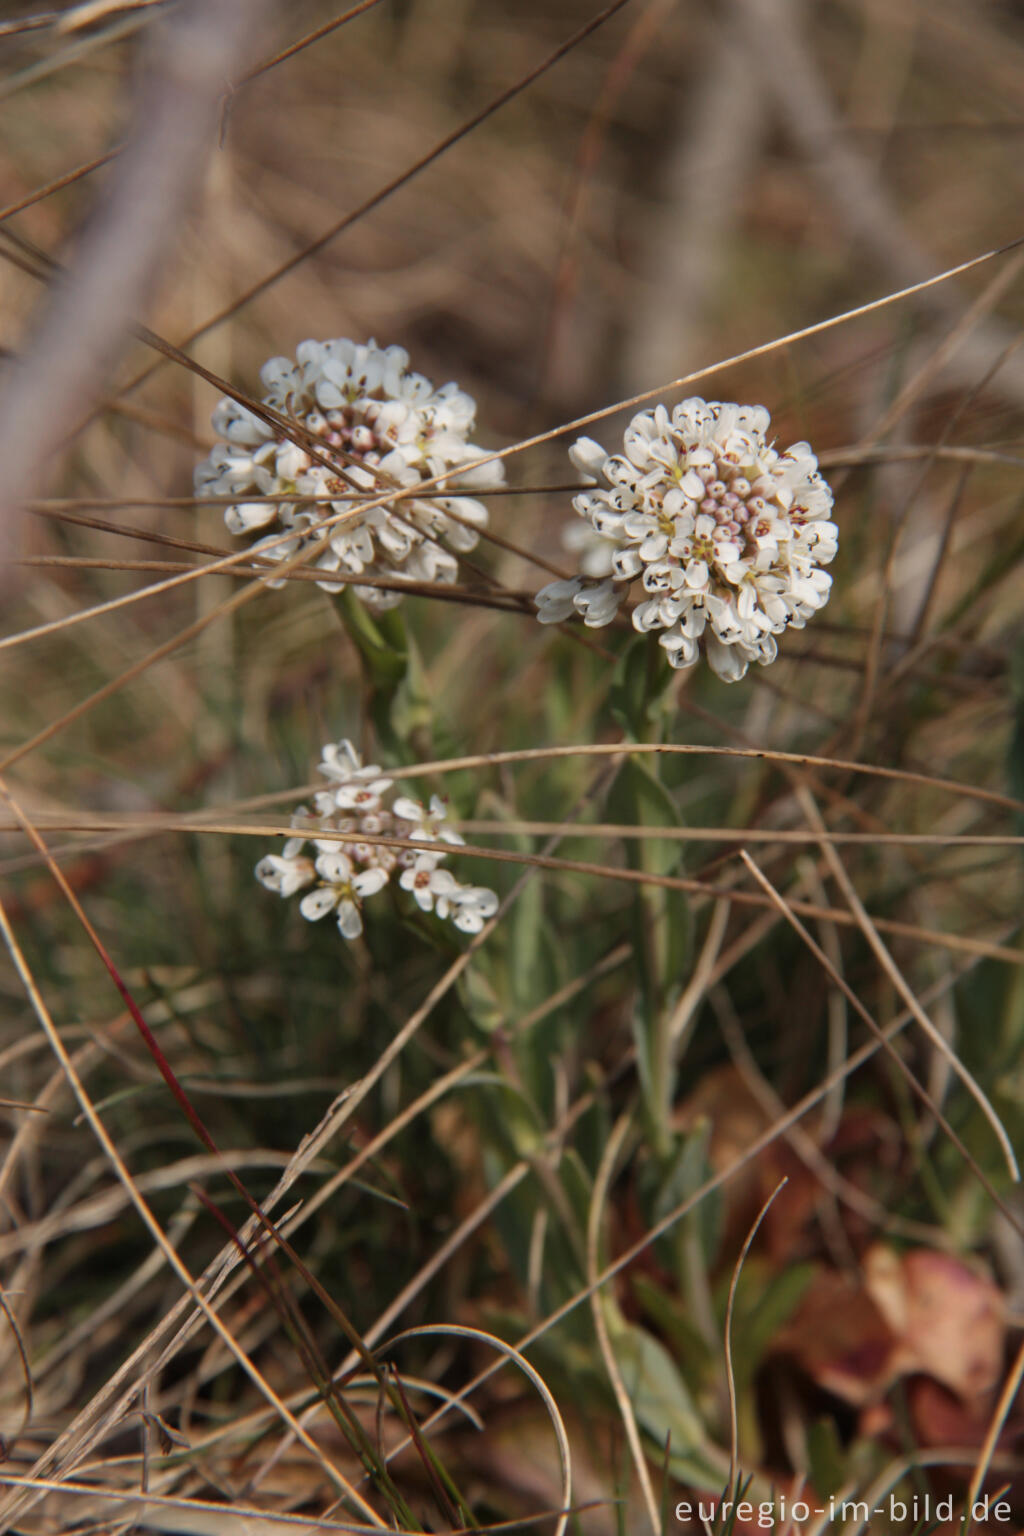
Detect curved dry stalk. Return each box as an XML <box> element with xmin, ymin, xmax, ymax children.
<box><xmin>585</xmin><ymin>1110</ymin><xmax>660</xmax><ymax>1533</ymax></box>
<box><xmin>6</xmin><ymin>733</ymin><xmax>1018</xmax><ymax>833</ymax></box>
<box><xmin>724</xmin><ymin>1179</ymin><xmax>788</xmax><ymax>1491</ymax></box>
<box><xmin>1</xmin><ymin>815</ymin><xmax>1017</xmax><ymax>965</ymax></box>
<box><xmin>712</xmin><ymin>988</ymin><xmax>937</xmax><ymax>1243</ymax></box>
<box><xmin>370</xmin><ymin>940</ymin><xmax>1004</xmax><ymax>1476</ymax></box>
<box><xmin>793</xmin><ymin>785</ymin><xmax>1019</xmax><ymax>1181</ymax></box>
<box><xmin>0</xmin><ymin>1278</ymin><xmax>34</xmax><ymax>1455</ymax></box>
<box><xmin>249</xmin><ymin>1161</ymin><xmax>533</xmax><ymax>1498</ymax></box>
<box><xmin>963</xmin><ymin>1331</ymin><xmax>1024</xmax><ymax>1531</ymax></box>
<box><xmin>0</xmin><ymin>1474</ymin><xmax>380</xmax><ymax>1535</ymax></box>
<box><xmin>362</xmin><ymin>742</ymin><xmax>1024</xmax><ymax>818</ymax></box>
<box><xmin>0</xmin><ymin>866</ymin><xmax>385</xmax><ymax>1533</ymax></box>
<box><xmin>376</xmin><ymin>1323</ymin><xmax>573</xmax><ymax>1536</ymax></box>
<box><xmin>667</xmin><ymin>896</ymin><xmax>731</xmax><ymax>1048</ymax></box>
<box><xmin>738</xmin><ymin>849</ymin><xmax>1021</xmax><ymax>1215</ymax></box>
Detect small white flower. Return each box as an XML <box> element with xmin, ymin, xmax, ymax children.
<box><xmin>537</xmin><ymin>398</ymin><xmax>837</xmax><ymax>680</ymax></box>
<box><xmin>196</xmin><ymin>339</ymin><xmax>504</xmax><ymax>612</ymax></box>
<box><xmin>562</xmin><ymin>519</ymin><xmax>615</xmax><ymax>578</ymax></box>
<box><xmin>319</xmin><ymin>739</ymin><xmax>384</xmax><ymax>784</ymax></box>
<box><xmin>399</xmin><ymin>854</ymin><xmax>459</xmax><ymax>913</ymax></box>
<box><xmin>255</xmin><ymin>739</ymin><xmax>497</xmax><ymax>944</ymax></box>
<box><xmin>449</xmin><ymin>886</ymin><xmax>499</xmax><ymax>933</ymax></box>
<box><xmin>298</xmin><ymin>850</ymin><xmax>390</xmax><ymax>940</ymax></box>
<box><xmin>392</xmin><ymin>792</ymin><xmax>464</xmax><ymax>847</ymax></box>
<box><xmin>255</xmin><ymin>853</ymin><xmax>315</xmax><ymax>897</ymax></box>
<box><xmin>535</xmin><ymin>576</ymin><xmax>586</xmax><ymax>625</ymax></box>
<box><xmin>334</xmin><ymin>776</ymin><xmax>393</xmax><ymax>813</ymax></box>
<box><xmin>573</xmin><ymin>577</ymin><xmax>626</xmax><ymax>628</ymax></box>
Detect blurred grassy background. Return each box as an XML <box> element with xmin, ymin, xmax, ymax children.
<box><xmin>1</xmin><ymin>2</ymin><xmax>1023</xmax><ymax>1532</ymax></box>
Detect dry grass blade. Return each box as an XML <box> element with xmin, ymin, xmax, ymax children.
<box><xmin>236</xmin><ymin>1</ymin><xmax>389</xmax><ymax>86</ymax></box>
<box><xmin>5</xmin><ymin>813</ymin><xmax>1014</xmax><ymax>964</ymax></box>
<box><xmin>724</xmin><ymin>1179</ymin><xmax>787</xmax><ymax>1493</ymax></box>
<box><xmin>737</xmin><ymin>850</ymin><xmax>1022</xmax><ymax>1228</ymax></box>
<box><xmin>0</xmin><ymin>1277</ymin><xmax>34</xmax><ymax>1455</ymax></box>
<box><xmin>586</xmin><ymin>1108</ymin><xmax>661</xmax><ymax>1533</ymax></box>
<box><xmin>793</xmin><ymin>786</ymin><xmax>1019</xmax><ymax>1181</ymax></box>
<box><xmin>101</xmin><ymin>0</ymin><xmax>636</xmax><ymax>410</ymax></box>
<box><xmin>963</xmin><ymin>1332</ymin><xmax>1024</xmax><ymax>1532</ymax></box>
<box><xmin>667</xmin><ymin>896</ymin><xmax>730</xmax><ymax>1047</ymax></box>
<box><xmin>378</xmin><ymin>1324</ymin><xmax>573</xmax><ymax>1536</ymax></box>
<box><xmin>0</xmin><ymin>1475</ymin><xmax>382</xmax><ymax>1535</ymax></box>
<box><xmin>0</xmin><ymin>147</ymin><xmax>122</xmax><ymax>224</ymax></box>
<box><xmin>5</xmin><ymin>9</ymin><xmax>1022</xmax><ymax>1529</ymax></box>
<box><xmin>0</xmin><ymin>849</ymin><xmax>386</xmax><ymax>1532</ymax></box>
<box><xmin>53</xmin><ymin>0</ymin><xmax>169</xmax><ymax>34</ymax></box>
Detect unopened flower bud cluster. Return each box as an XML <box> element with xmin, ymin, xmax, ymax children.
<box><xmin>536</xmin><ymin>398</ymin><xmax>838</xmax><ymax>682</ymax></box>
<box><xmin>256</xmin><ymin>740</ymin><xmax>498</xmax><ymax>940</ymax></box>
<box><xmin>195</xmin><ymin>339</ymin><xmax>504</xmax><ymax>611</ymax></box>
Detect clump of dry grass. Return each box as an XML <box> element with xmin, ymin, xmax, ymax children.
<box><xmin>0</xmin><ymin>2</ymin><xmax>1023</xmax><ymax>1533</ymax></box>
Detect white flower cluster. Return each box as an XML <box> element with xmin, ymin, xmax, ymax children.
<box><xmin>195</xmin><ymin>340</ymin><xmax>504</xmax><ymax>611</ymax></box>
<box><xmin>536</xmin><ymin>399</ymin><xmax>837</xmax><ymax>682</ymax></box>
<box><xmin>256</xmin><ymin>740</ymin><xmax>498</xmax><ymax>940</ymax></box>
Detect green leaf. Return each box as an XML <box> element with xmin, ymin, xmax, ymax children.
<box><xmin>606</xmin><ymin>756</ymin><xmax>691</xmax><ymax>1143</ymax></box>
<box><xmin>609</xmin><ymin>1320</ymin><xmax>725</xmax><ymax>1488</ymax></box>
<box><xmin>457</xmin><ymin>962</ymin><xmax>505</xmax><ymax>1034</ymax></box>
<box><xmin>609</xmin><ymin>634</ymin><xmax>676</xmax><ymax>742</ymax></box>
<box><xmin>389</xmin><ymin>633</ymin><xmax>433</xmax><ymax>747</ymax></box>
<box><xmin>1008</xmin><ymin>630</ymin><xmax>1024</xmax><ymax>835</ymax></box>
<box><xmin>338</xmin><ymin>587</ymin><xmax>409</xmax><ymax>690</ymax></box>
<box><xmin>806</xmin><ymin>1416</ymin><xmax>847</xmax><ymax>1501</ymax></box>
<box><xmin>612</xmin><ymin>1321</ymin><xmax>705</xmax><ymax>1452</ymax></box>
<box><xmin>648</xmin><ymin>1119</ymin><xmax>720</xmax><ymax>1267</ymax></box>
<box><xmin>631</xmin><ymin>1272</ymin><xmax>714</xmax><ymax>1384</ymax></box>
<box><xmin>718</xmin><ymin>1257</ymin><xmax>815</xmax><ymax>1394</ymax></box>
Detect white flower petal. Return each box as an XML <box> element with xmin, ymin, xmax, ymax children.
<box><xmin>336</xmin><ymin>899</ymin><xmax>364</xmax><ymax>939</ymax></box>
<box><xmin>300</xmin><ymin>887</ymin><xmax>339</xmax><ymax>921</ymax></box>
<box><xmin>353</xmin><ymin>867</ymin><xmax>389</xmax><ymax>898</ymax></box>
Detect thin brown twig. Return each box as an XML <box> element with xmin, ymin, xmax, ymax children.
<box><xmin>84</xmin><ymin>0</ymin><xmax>637</xmax><ymax>417</ymax></box>
<box><xmin>725</xmin><ymin>1180</ymin><xmax>788</xmax><ymax>1492</ymax></box>
<box><xmin>0</xmin><ymin>0</ymin><xmax>271</xmax><ymax>589</ymax></box>
<box><xmin>738</xmin><ymin>849</ymin><xmax>1021</xmax><ymax>1206</ymax></box>
<box><xmin>236</xmin><ymin>0</ymin><xmax>388</xmax><ymax>85</ymax></box>
<box><xmin>0</xmin><ymin>148</ymin><xmax>123</xmax><ymax>226</ymax></box>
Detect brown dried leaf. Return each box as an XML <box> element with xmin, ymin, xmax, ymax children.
<box><xmin>775</xmin><ymin>1268</ymin><xmax>896</xmax><ymax>1406</ymax></box>
<box><xmin>865</xmin><ymin>1245</ymin><xmax>1005</xmax><ymax>1402</ymax></box>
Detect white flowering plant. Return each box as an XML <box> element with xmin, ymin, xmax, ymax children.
<box><xmin>536</xmin><ymin>398</ymin><xmax>837</xmax><ymax>682</ymax></box>
<box><xmin>8</xmin><ymin>16</ymin><xmax>1023</xmax><ymax>1535</ymax></box>
<box><xmin>256</xmin><ymin>738</ymin><xmax>498</xmax><ymax>941</ymax></box>
<box><xmin>196</xmin><ymin>338</ymin><xmax>504</xmax><ymax>611</ymax></box>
